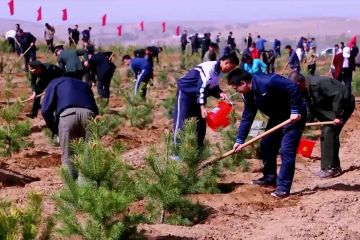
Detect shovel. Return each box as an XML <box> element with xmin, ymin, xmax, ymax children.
<box><xmin>305</xmin><ymin>121</ymin><xmax>334</xmax><ymax>127</ymax></box>
<box><xmin>197</xmin><ymin>118</ymin><xmax>292</xmax><ymax>172</ymax></box>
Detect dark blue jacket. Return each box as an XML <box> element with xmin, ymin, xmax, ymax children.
<box><xmin>88</xmin><ymin>52</ymin><xmax>116</xmax><ymax>80</ymax></box>
<box><xmin>236</xmin><ymin>74</ymin><xmax>306</xmax><ymax>144</ymax></box>
<box><xmin>16</xmin><ymin>32</ymin><xmax>36</xmax><ymax>52</ymax></box>
<box><xmin>177</xmin><ymin>61</ymin><xmax>222</xmax><ymax>105</ymax></box>
<box><xmin>41</xmin><ymin>77</ymin><xmax>98</xmax><ymax>134</ymax></box>
<box><xmin>288</xmin><ymin>50</ymin><xmax>300</xmax><ymax>72</ymax></box>
<box><xmin>130</xmin><ymin>58</ymin><xmax>152</xmax><ymax>77</ymax></box>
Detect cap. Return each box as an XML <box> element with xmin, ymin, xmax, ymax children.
<box><xmin>28</xmin><ymin>60</ymin><xmax>44</xmax><ymax>72</ymax></box>
<box><xmin>54</xmin><ymin>44</ymin><xmax>64</xmax><ymax>54</ymax></box>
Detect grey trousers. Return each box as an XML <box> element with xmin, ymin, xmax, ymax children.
<box><xmin>58</xmin><ymin>107</ymin><xmax>96</xmax><ymax>179</ymax></box>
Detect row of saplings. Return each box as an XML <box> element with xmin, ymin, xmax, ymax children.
<box><xmin>0</xmin><ymin>110</ymin><xmax>252</xmax><ymax>239</ymax></box>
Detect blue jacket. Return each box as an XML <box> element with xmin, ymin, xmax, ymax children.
<box><xmin>236</xmin><ymin>74</ymin><xmax>305</xmax><ymax>144</ymax></box>
<box><xmin>288</xmin><ymin>50</ymin><xmax>301</xmax><ymax>72</ymax></box>
<box><xmin>41</xmin><ymin>77</ymin><xmax>99</xmax><ymax>134</ymax></box>
<box><xmin>273</xmin><ymin>39</ymin><xmax>281</xmax><ymax>50</ymax></box>
<box><xmin>177</xmin><ymin>61</ymin><xmax>223</xmax><ymax>105</ymax></box>
<box><xmin>130</xmin><ymin>57</ymin><xmax>152</xmax><ymax>77</ymax></box>
<box><xmin>244</xmin><ymin>59</ymin><xmax>267</xmax><ymax>74</ymax></box>
<box><xmin>88</xmin><ymin>52</ymin><xmax>116</xmax><ymax>80</ymax></box>
<box><xmin>256</xmin><ymin>38</ymin><xmax>266</xmax><ymax>51</ymax></box>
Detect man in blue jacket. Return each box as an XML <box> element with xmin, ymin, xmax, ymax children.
<box><xmin>41</xmin><ymin>77</ymin><xmax>99</xmax><ymax>179</ymax></box>
<box><xmin>256</xmin><ymin>35</ymin><xmax>267</xmax><ymax>54</ymax></box>
<box><xmin>285</xmin><ymin>45</ymin><xmax>301</xmax><ymax>73</ymax></box>
<box><xmin>173</xmin><ymin>53</ymin><xmax>239</xmax><ymax>148</ymax></box>
<box><xmin>122</xmin><ymin>55</ymin><xmax>152</xmax><ymax>99</ymax></box>
<box><xmin>227</xmin><ymin>68</ymin><xmax>306</xmax><ymax>198</ymax></box>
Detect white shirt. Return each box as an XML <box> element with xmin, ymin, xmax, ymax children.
<box><xmin>5</xmin><ymin>30</ymin><xmax>16</xmax><ymax>39</ymax></box>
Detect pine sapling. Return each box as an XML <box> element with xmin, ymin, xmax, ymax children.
<box><xmin>0</xmin><ymin>102</ymin><xmax>32</xmax><ymax>156</ymax></box>
<box><xmin>54</xmin><ymin>126</ymin><xmax>143</xmax><ymax>240</ymax></box>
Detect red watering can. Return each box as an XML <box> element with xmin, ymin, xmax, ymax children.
<box><xmin>207</xmin><ymin>100</ymin><xmax>232</xmax><ymax>131</ymax></box>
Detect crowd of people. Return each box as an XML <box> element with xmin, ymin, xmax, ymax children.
<box><xmin>2</xmin><ymin>23</ymin><xmax>358</xmax><ymax>199</ymax></box>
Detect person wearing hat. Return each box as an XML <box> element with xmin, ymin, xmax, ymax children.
<box><xmin>241</xmin><ymin>54</ymin><xmax>267</xmax><ymax>74</ymax></box>
<box><xmin>15</xmin><ymin>29</ymin><xmax>37</xmax><ymax>72</ymax></box>
<box><xmin>41</xmin><ymin>77</ymin><xmax>98</xmax><ymax>179</ymax></box>
<box><xmin>290</xmin><ymin>72</ymin><xmax>355</xmax><ymax>178</ymax></box>
<box><xmin>228</xmin><ymin>68</ymin><xmax>306</xmax><ymax>198</ymax></box>
<box><xmin>87</xmin><ymin>51</ymin><xmax>116</xmax><ymax>104</ymax></box>
<box><xmin>54</xmin><ymin>45</ymin><xmax>89</xmax><ymax>80</ymax></box>
<box><xmin>26</xmin><ymin>61</ymin><xmax>64</xmax><ymax>119</ymax></box>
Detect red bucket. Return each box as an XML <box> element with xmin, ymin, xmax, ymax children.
<box><xmin>206</xmin><ymin>101</ymin><xmax>232</xmax><ymax>131</ymax></box>
<box><xmin>297</xmin><ymin>138</ymin><xmax>316</xmax><ymax>158</ymax></box>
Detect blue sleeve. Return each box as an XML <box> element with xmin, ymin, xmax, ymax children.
<box><xmin>243</xmin><ymin>63</ymin><xmax>253</xmax><ymax>74</ymax></box>
<box><xmin>260</xmin><ymin>61</ymin><xmax>267</xmax><ymax>73</ymax></box>
<box><xmin>269</xmin><ymin>75</ymin><xmax>303</xmax><ymax>114</ymax></box>
<box><xmin>236</xmin><ymin>95</ymin><xmax>258</xmax><ymax>144</ymax></box>
<box><xmin>41</xmin><ymin>83</ymin><xmax>57</xmax><ymax>134</ymax></box>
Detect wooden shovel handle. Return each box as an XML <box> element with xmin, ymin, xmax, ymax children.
<box><xmin>22</xmin><ymin>92</ymin><xmax>45</xmax><ymax>103</ymax></box>
<box><xmin>305</xmin><ymin>121</ymin><xmax>334</xmax><ymax>127</ymax></box>
<box><xmin>197</xmin><ymin>118</ymin><xmax>292</xmax><ymax>172</ymax></box>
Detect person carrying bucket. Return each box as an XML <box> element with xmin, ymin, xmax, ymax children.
<box><xmin>290</xmin><ymin>73</ymin><xmax>355</xmax><ymax>179</ymax></box>
<box><xmin>227</xmin><ymin>68</ymin><xmax>307</xmax><ymax>198</ymax></box>
<box><xmin>173</xmin><ymin>53</ymin><xmax>239</xmax><ymax>150</ymax></box>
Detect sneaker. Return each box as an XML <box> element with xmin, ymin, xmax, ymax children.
<box><xmin>318</xmin><ymin>166</ymin><xmax>342</xmax><ymax>179</ymax></box>
<box><xmin>170</xmin><ymin>155</ymin><xmax>180</xmax><ymax>161</ymax></box>
<box><xmin>270</xmin><ymin>190</ymin><xmax>290</xmax><ymax>198</ymax></box>
<box><xmin>251</xmin><ymin>177</ymin><xmax>276</xmax><ymax>187</ymax></box>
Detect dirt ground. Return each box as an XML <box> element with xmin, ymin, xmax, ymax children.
<box><xmin>1</xmin><ymin>51</ymin><xmax>360</xmax><ymax>240</ymax></box>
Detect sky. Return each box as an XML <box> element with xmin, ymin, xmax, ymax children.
<box><xmin>1</xmin><ymin>0</ymin><xmax>360</xmax><ymax>24</ymax></box>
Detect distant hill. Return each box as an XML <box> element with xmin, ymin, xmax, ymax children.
<box><xmin>0</xmin><ymin>17</ymin><xmax>359</xmax><ymax>50</ymax></box>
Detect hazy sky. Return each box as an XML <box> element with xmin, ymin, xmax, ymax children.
<box><xmin>1</xmin><ymin>0</ymin><xmax>360</xmax><ymax>24</ymax></box>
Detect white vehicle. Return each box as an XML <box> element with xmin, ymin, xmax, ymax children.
<box><xmin>320</xmin><ymin>47</ymin><xmax>334</xmax><ymax>56</ymax></box>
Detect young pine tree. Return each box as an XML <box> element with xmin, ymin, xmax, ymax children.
<box><xmin>138</xmin><ymin>119</ymin><xmax>218</xmax><ymax>225</ymax></box>
<box><xmin>0</xmin><ymin>192</ymin><xmax>44</xmax><ymax>240</ymax></box>
<box><xmin>54</xmin><ymin>121</ymin><xmax>144</xmax><ymax>240</ymax></box>
<box><xmin>118</xmin><ymin>87</ymin><xmax>153</xmax><ymax>129</ymax></box>
<box><xmin>0</xmin><ymin>102</ymin><xmax>32</xmax><ymax>156</ymax></box>
<box><xmin>216</xmin><ymin>111</ymin><xmax>249</xmax><ymax>172</ymax></box>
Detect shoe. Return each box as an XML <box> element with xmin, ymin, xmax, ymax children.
<box><xmin>170</xmin><ymin>155</ymin><xmax>180</xmax><ymax>161</ymax></box>
<box><xmin>270</xmin><ymin>190</ymin><xmax>290</xmax><ymax>198</ymax></box>
<box><xmin>317</xmin><ymin>166</ymin><xmax>342</xmax><ymax>179</ymax></box>
<box><xmin>251</xmin><ymin>177</ymin><xmax>276</xmax><ymax>187</ymax></box>
<box><xmin>25</xmin><ymin>113</ymin><xmax>36</xmax><ymax>119</ymax></box>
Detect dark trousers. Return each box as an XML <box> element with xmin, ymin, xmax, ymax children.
<box><xmin>307</xmin><ymin>63</ymin><xmax>316</xmax><ymax>76</ymax></box>
<box><xmin>134</xmin><ymin>70</ymin><xmax>151</xmax><ymax>99</ymax></box>
<box><xmin>260</xmin><ymin>114</ymin><xmax>306</xmax><ymax>192</ymax></box>
<box><xmin>58</xmin><ymin>107</ymin><xmax>96</xmax><ymax>179</ymax></box>
<box><xmin>201</xmin><ymin>48</ymin><xmax>208</xmax><ymax>60</ymax></box>
<box><xmin>24</xmin><ymin>49</ymin><xmax>37</xmax><ymax>72</ymax></box>
<box><xmin>275</xmin><ymin>49</ymin><xmax>281</xmax><ymax>58</ymax></box>
<box><xmin>181</xmin><ymin>44</ymin><xmax>186</xmax><ymax>53</ymax></box>
<box><xmin>191</xmin><ymin>45</ymin><xmax>198</xmax><ymax>55</ymax></box>
<box><xmin>46</xmin><ymin>39</ymin><xmax>54</xmax><ymax>52</ymax></box>
<box><xmin>97</xmin><ymin>70</ymin><xmax>114</xmax><ymax>99</ymax></box>
<box><xmin>7</xmin><ymin>37</ymin><xmax>15</xmax><ymax>53</ymax></box>
<box><xmin>173</xmin><ymin>90</ymin><xmax>206</xmax><ymax>148</ymax></box>
<box><xmin>30</xmin><ymin>81</ymin><xmax>48</xmax><ymax>117</ymax></box>
<box><xmin>341</xmin><ymin>68</ymin><xmax>353</xmax><ymax>99</ymax></box>
<box><xmin>320</xmin><ymin>96</ymin><xmax>355</xmax><ymax>170</ymax></box>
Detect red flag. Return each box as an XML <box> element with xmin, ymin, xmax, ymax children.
<box><xmin>102</xmin><ymin>14</ymin><xmax>107</xmax><ymax>26</ymax></box>
<box><xmin>62</xmin><ymin>8</ymin><xmax>68</xmax><ymax>21</ymax></box>
<box><xmin>140</xmin><ymin>21</ymin><xmax>144</xmax><ymax>31</ymax></box>
<box><xmin>8</xmin><ymin>0</ymin><xmax>14</xmax><ymax>16</ymax></box>
<box><xmin>162</xmin><ymin>21</ymin><xmax>166</xmax><ymax>33</ymax></box>
<box><xmin>37</xmin><ymin>7</ymin><xmax>42</xmax><ymax>21</ymax></box>
<box><xmin>348</xmin><ymin>35</ymin><xmax>357</xmax><ymax>47</ymax></box>
<box><xmin>176</xmin><ymin>26</ymin><xmax>180</xmax><ymax>36</ymax></box>
<box><xmin>117</xmin><ymin>25</ymin><xmax>122</xmax><ymax>37</ymax></box>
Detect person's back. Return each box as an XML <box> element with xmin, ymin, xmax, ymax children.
<box><xmin>256</xmin><ymin>37</ymin><xmax>266</xmax><ymax>51</ymax></box>
<box><xmin>244</xmin><ymin>59</ymin><xmax>267</xmax><ymax>74</ymax></box>
<box><xmin>71</xmin><ymin>28</ymin><xmax>80</xmax><ymax>42</ymax></box>
<box><xmin>58</xmin><ymin>49</ymin><xmax>84</xmax><ymax>72</ymax></box>
<box><xmin>42</xmin><ymin>77</ymin><xmax>98</xmax><ymax>120</ymax></box>
<box><xmin>89</xmin><ymin>52</ymin><xmax>116</xmax><ymax>79</ymax></box>
<box><xmin>130</xmin><ymin>57</ymin><xmax>151</xmax><ymax>75</ymax></box>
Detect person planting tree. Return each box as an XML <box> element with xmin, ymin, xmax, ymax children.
<box><xmin>289</xmin><ymin>72</ymin><xmax>355</xmax><ymax>179</ymax></box>
<box><xmin>227</xmin><ymin>68</ymin><xmax>306</xmax><ymax>198</ymax></box>
<box><xmin>173</xmin><ymin>52</ymin><xmax>239</xmax><ymax>150</ymax></box>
